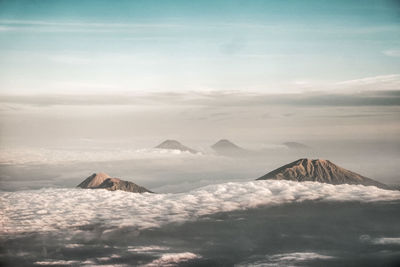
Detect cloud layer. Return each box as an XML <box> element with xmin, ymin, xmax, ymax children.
<box><xmin>1</xmin><ymin>180</ymin><xmax>399</xmax><ymax>235</ymax></box>
<box><xmin>0</xmin><ymin>148</ymin><xmax>202</xmax><ymax>165</ymax></box>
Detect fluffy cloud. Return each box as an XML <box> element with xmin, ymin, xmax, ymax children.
<box><xmin>1</xmin><ymin>180</ymin><xmax>399</xmax><ymax>235</ymax></box>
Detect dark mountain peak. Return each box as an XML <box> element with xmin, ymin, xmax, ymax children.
<box><xmin>257</xmin><ymin>158</ymin><xmax>388</xmax><ymax>189</ymax></box>
<box><xmin>155</xmin><ymin>140</ymin><xmax>198</xmax><ymax>153</ymax></box>
<box><xmin>158</xmin><ymin>139</ymin><xmax>181</xmax><ymax>147</ymax></box>
<box><xmin>78</xmin><ymin>173</ymin><xmax>152</xmax><ymax>193</ymax></box>
<box><xmin>212</xmin><ymin>139</ymin><xmax>242</xmax><ymax>150</ymax></box>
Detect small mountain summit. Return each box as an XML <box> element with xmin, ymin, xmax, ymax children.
<box><xmin>78</xmin><ymin>173</ymin><xmax>152</xmax><ymax>193</ymax></box>
<box><xmin>212</xmin><ymin>139</ymin><xmax>242</xmax><ymax>150</ymax></box>
<box><xmin>211</xmin><ymin>139</ymin><xmax>250</xmax><ymax>157</ymax></box>
<box><xmin>257</xmin><ymin>158</ymin><xmax>388</xmax><ymax>189</ymax></box>
<box><xmin>155</xmin><ymin>140</ymin><xmax>198</xmax><ymax>153</ymax></box>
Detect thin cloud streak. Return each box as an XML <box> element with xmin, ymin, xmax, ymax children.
<box><xmin>382</xmin><ymin>49</ymin><xmax>400</xmax><ymax>57</ymax></box>
<box><xmin>0</xmin><ymin>90</ymin><xmax>399</xmax><ymax>107</ymax></box>
<box><xmin>1</xmin><ymin>19</ymin><xmax>398</xmax><ymax>35</ymax></box>
<box><xmin>0</xmin><ymin>19</ymin><xmax>184</xmax><ymax>28</ymax></box>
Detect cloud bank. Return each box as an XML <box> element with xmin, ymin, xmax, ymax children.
<box><xmin>1</xmin><ymin>180</ymin><xmax>399</xmax><ymax>235</ymax></box>
<box><xmin>0</xmin><ymin>148</ymin><xmax>202</xmax><ymax>165</ymax></box>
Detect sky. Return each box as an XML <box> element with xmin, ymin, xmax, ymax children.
<box><xmin>0</xmin><ymin>0</ymin><xmax>399</xmax><ymax>189</ymax></box>
<box><xmin>0</xmin><ymin>0</ymin><xmax>400</xmax><ymax>94</ymax></box>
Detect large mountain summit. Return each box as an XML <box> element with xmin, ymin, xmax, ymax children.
<box><xmin>78</xmin><ymin>173</ymin><xmax>152</xmax><ymax>193</ymax></box>
<box><xmin>257</xmin><ymin>158</ymin><xmax>389</xmax><ymax>189</ymax></box>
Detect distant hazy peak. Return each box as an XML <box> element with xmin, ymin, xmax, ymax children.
<box><xmin>212</xmin><ymin>139</ymin><xmax>242</xmax><ymax>149</ymax></box>
<box><xmin>78</xmin><ymin>173</ymin><xmax>152</xmax><ymax>193</ymax></box>
<box><xmin>157</xmin><ymin>139</ymin><xmax>182</xmax><ymax>146</ymax></box>
<box><xmin>155</xmin><ymin>139</ymin><xmax>198</xmax><ymax>153</ymax></box>
<box><xmin>257</xmin><ymin>158</ymin><xmax>389</xmax><ymax>189</ymax></box>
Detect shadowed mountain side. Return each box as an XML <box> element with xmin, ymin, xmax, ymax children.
<box><xmin>155</xmin><ymin>140</ymin><xmax>198</xmax><ymax>154</ymax></box>
<box><xmin>78</xmin><ymin>173</ymin><xmax>152</xmax><ymax>193</ymax></box>
<box><xmin>256</xmin><ymin>158</ymin><xmax>389</xmax><ymax>189</ymax></box>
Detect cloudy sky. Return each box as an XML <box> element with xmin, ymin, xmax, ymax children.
<box><xmin>0</xmin><ymin>0</ymin><xmax>399</xmax><ymax>152</ymax></box>
<box><xmin>0</xmin><ymin>0</ymin><xmax>399</xmax><ymax>94</ymax></box>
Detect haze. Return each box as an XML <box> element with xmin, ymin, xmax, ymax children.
<box><xmin>0</xmin><ymin>0</ymin><xmax>399</xmax><ymax>192</ymax></box>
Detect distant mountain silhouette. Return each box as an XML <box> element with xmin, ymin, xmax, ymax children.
<box><xmin>257</xmin><ymin>158</ymin><xmax>389</xmax><ymax>189</ymax></box>
<box><xmin>78</xmin><ymin>173</ymin><xmax>152</xmax><ymax>193</ymax></box>
<box><xmin>211</xmin><ymin>139</ymin><xmax>248</xmax><ymax>156</ymax></box>
<box><xmin>155</xmin><ymin>140</ymin><xmax>198</xmax><ymax>153</ymax></box>
<box><xmin>283</xmin><ymin>142</ymin><xmax>311</xmax><ymax>150</ymax></box>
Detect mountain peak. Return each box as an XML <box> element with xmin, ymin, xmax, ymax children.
<box><xmin>155</xmin><ymin>140</ymin><xmax>197</xmax><ymax>153</ymax></box>
<box><xmin>77</xmin><ymin>172</ymin><xmax>111</xmax><ymax>188</ymax></box>
<box><xmin>77</xmin><ymin>173</ymin><xmax>152</xmax><ymax>193</ymax></box>
<box><xmin>257</xmin><ymin>158</ymin><xmax>388</xmax><ymax>189</ymax></box>
<box><xmin>212</xmin><ymin>139</ymin><xmax>241</xmax><ymax>149</ymax></box>
<box><xmin>159</xmin><ymin>139</ymin><xmax>181</xmax><ymax>146</ymax></box>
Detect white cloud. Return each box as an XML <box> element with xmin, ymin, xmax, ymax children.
<box><xmin>142</xmin><ymin>252</ymin><xmax>200</xmax><ymax>267</ymax></box>
<box><xmin>1</xmin><ymin>180</ymin><xmax>399</xmax><ymax>235</ymax></box>
<box><xmin>268</xmin><ymin>252</ymin><xmax>334</xmax><ymax>262</ymax></box>
<box><xmin>237</xmin><ymin>252</ymin><xmax>334</xmax><ymax>266</ymax></box>
<box><xmin>372</xmin><ymin>237</ymin><xmax>400</xmax><ymax>245</ymax></box>
<box><xmin>360</xmin><ymin>235</ymin><xmax>400</xmax><ymax>245</ymax></box>
<box><xmin>127</xmin><ymin>246</ymin><xmax>170</xmax><ymax>253</ymax></box>
<box><xmin>0</xmin><ymin>148</ymin><xmax>203</xmax><ymax>165</ymax></box>
<box><xmin>334</xmin><ymin>74</ymin><xmax>400</xmax><ymax>91</ymax></box>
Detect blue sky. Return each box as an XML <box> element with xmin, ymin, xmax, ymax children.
<box><xmin>0</xmin><ymin>0</ymin><xmax>399</xmax><ymax>94</ymax></box>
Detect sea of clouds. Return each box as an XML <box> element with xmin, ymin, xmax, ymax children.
<box><xmin>0</xmin><ymin>148</ymin><xmax>203</xmax><ymax>165</ymax></box>
<box><xmin>1</xmin><ymin>180</ymin><xmax>399</xmax><ymax>235</ymax></box>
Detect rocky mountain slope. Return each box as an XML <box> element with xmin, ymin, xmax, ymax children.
<box><xmin>78</xmin><ymin>173</ymin><xmax>152</xmax><ymax>193</ymax></box>
<box><xmin>257</xmin><ymin>158</ymin><xmax>389</xmax><ymax>189</ymax></box>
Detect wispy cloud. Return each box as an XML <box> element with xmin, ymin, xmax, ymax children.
<box><xmin>0</xmin><ymin>90</ymin><xmax>399</xmax><ymax>107</ymax></box>
<box><xmin>0</xmin><ymin>19</ymin><xmax>185</xmax><ymax>33</ymax></box>
<box><xmin>335</xmin><ymin>74</ymin><xmax>400</xmax><ymax>91</ymax></box>
<box><xmin>0</xmin><ymin>19</ymin><xmax>184</xmax><ymax>28</ymax></box>
<box><xmin>1</xmin><ymin>19</ymin><xmax>398</xmax><ymax>35</ymax></box>
<box><xmin>382</xmin><ymin>49</ymin><xmax>400</xmax><ymax>57</ymax></box>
